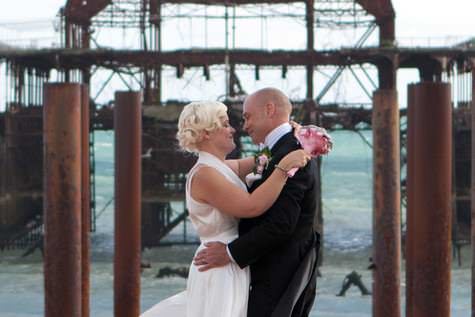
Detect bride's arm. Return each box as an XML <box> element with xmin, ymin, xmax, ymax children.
<box><xmin>225</xmin><ymin>157</ymin><xmax>255</xmax><ymax>180</ymax></box>
<box><xmin>191</xmin><ymin>150</ymin><xmax>309</xmax><ymax>218</ymax></box>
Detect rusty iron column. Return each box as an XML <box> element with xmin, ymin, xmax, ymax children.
<box><xmin>379</xmin><ymin>15</ymin><xmax>395</xmax><ymax>47</ymax></box>
<box><xmin>305</xmin><ymin>0</ymin><xmax>314</xmax><ymax>99</ymax></box>
<box><xmin>80</xmin><ymin>85</ymin><xmax>90</xmax><ymax>317</ymax></box>
<box><xmin>44</xmin><ymin>83</ymin><xmax>82</xmax><ymax>317</ymax></box>
<box><xmin>413</xmin><ymin>82</ymin><xmax>452</xmax><ymax>317</ymax></box>
<box><xmin>150</xmin><ymin>0</ymin><xmax>162</xmax><ymax>103</ymax></box>
<box><xmin>405</xmin><ymin>84</ymin><xmax>416</xmax><ymax>317</ymax></box>
<box><xmin>64</xmin><ymin>20</ymin><xmax>72</xmax><ymax>82</ymax></box>
<box><xmin>471</xmin><ymin>66</ymin><xmax>475</xmax><ymax>317</ymax></box>
<box><xmin>114</xmin><ymin>91</ymin><xmax>142</xmax><ymax>317</ymax></box>
<box><xmin>372</xmin><ymin>89</ymin><xmax>401</xmax><ymax>317</ymax></box>
<box><xmin>81</xmin><ymin>24</ymin><xmax>91</xmax><ymax>85</ymax></box>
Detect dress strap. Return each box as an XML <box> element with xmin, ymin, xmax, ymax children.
<box><xmin>185</xmin><ymin>163</ymin><xmax>205</xmax><ymax>202</ymax></box>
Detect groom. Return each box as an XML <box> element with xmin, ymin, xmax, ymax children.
<box><xmin>194</xmin><ymin>87</ymin><xmax>320</xmax><ymax>317</ymax></box>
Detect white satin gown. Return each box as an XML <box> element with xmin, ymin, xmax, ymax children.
<box><xmin>141</xmin><ymin>151</ymin><xmax>250</xmax><ymax>317</ymax></box>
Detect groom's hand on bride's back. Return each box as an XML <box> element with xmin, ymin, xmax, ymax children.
<box><xmin>193</xmin><ymin>242</ymin><xmax>230</xmax><ymax>272</ymax></box>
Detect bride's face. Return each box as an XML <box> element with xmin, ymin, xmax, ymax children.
<box><xmin>209</xmin><ymin>114</ymin><xmax>236</xmax><ymax>153</ymax></box>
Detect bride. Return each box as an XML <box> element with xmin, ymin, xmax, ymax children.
<box><xmin>141</xmin><ymin>101</ymin><xmax>310</xmax><ymax>317</ymax></box>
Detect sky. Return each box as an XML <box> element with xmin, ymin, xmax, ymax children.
<box><xmin>0</xmin><ymin>0</ymin><xmax>473</xmax><ymax>38</ymax></box>
<box><xmin>0</xmin><ymin>0</ymin><xmax>473</xmax><ymax>109</ymax></box>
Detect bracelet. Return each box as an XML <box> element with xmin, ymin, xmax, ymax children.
<box><xmin>274</xmin><ymin>164</ymin><xmax>289</xmax><ymax>174</ymax></box>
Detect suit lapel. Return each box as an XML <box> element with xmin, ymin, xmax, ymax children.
<box><xmin>250</xmin><ymin>131</ymin><xmax>300</xmax><ymax>191</ymax></box>
<box><xmin>270</xmin><ymin>131</ymin><xmax>296</xmax><ymax>157</ymax></box>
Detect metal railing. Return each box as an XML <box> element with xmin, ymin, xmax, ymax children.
<box><xmin>0</xmin><ymin>216</ymin><xmax>43</xmax><ymax>251</ymax></box>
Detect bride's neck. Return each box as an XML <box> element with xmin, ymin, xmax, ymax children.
<box><xmin>198</xmin><ymin>145</ymin><xmax>226</xmax><ymax>161</ymax></box>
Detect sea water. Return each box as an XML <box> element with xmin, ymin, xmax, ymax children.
<box><xmin>0</xmin><ymin>130</ymin><xmax>471</xmax><ymax>316</ymax></box>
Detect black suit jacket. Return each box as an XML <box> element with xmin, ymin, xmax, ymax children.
<box><xmin>228</xmin><ymin>131</ymin><xmax>319</xmax><ymax>317</ymax></box>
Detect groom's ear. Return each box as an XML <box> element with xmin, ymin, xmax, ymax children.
<box><xmin>265</xmin><ymin>102</ymin><xmax>276</xmax><ymax>117</ymax></box>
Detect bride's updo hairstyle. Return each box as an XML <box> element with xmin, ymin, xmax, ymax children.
<box><xmin>177</xmin><ymin>101</ymin><xmax>228</xmax><ymax>153</ymax></box>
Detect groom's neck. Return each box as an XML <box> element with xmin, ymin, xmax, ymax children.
<box><xmin>267</xmin><ymin>118</ymin><xmax>288</xmax><ymax>133</ymax></box>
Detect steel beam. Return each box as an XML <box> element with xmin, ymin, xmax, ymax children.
<box><xmin>114</xmin><ymin>91</ymin><xmax>142</xmax><ymax>317</ymax></box>
<box><xmin>44</xmin><ymin>83</ymin><xmax>82</xmax><ymax>317</ymax></box>
<box><xmin>413</xmin><ymin>82</ymin><xmax>452</xmax><ymax>317</ymax></box>
<box><xmin>354</xmin><ymin>0</ymin><xmax>395</xmax><ymax>45</ymax></box>
<box><xmin>355</xmin><ymin>0</ymin><xmax>395</xmax><ymax>21</ymax></box>
<box><xmin>3</xmin><ymin>48</ymin><xmax>475</xmax><ymax>70</ymax></box>
<box><xmin>66</xmin><ymin>0</ymin><xmax>112</xmax><ymax>24</ymax></box>
<box><xmin>372</xmin><ymin>89</ymin><xmax>401</xmax><ymax>317</ymax></box>
<box><xmin>160</xmin><ymin>0</ymin><xmax>303</xmax><ymax>4</ymax></box>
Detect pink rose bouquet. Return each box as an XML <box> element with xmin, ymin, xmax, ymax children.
<box><xmin>287</xmin><ymin>125</ymin><xmax>332</xmax><ymax>177</ymax></box>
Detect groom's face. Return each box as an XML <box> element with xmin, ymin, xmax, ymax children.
<box><xmin>242</xmin><ymin>97</ymin><xmax>268</xmax><ymax>144</ymax></box>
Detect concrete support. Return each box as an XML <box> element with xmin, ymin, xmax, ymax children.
<box><xmin>412</xmin><ymin>82</ymin><xmax>452</xmax><ymax>317</ymax></box>
<box><xmin>114</xmin><ymin>91</ymin><xmax>142</xmax><ymax>317</ymax></box>
<box><xmin>372</xmin><ymin>89</ymin><xmax>401</xmax><ymax>317</ymax></box>
<box><xmin>43</xmin><ymin>83</ymin><xmax>82</xmax><ymax>317</ymax></box>
<box><xmin>80</xmin><ymin>85</ymin><xmax>90</xmax><ymax>317</ymax></box>
<box><xmin>405</xmin><ymin>84</ymin><xmax>416</xmax><ymax>317</ymax></box>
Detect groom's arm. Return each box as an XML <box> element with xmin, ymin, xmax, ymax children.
<box><xmin>227</xmin><ymin>163</ymin><xmax>312</xmax><ymax>269</ymax></box>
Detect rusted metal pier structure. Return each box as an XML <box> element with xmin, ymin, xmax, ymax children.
<box><xmin>0</xmin><ymin>1</ymin><xmax>474</xmax><ymax>316</ymax></box>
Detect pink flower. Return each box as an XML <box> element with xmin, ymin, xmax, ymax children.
<box><xmin>288</xmin><ymin>125</ymin><xmax>332</xmax><ymax>177</ymax></box>
<box><xmin>256</xmin><ymin>154</ymin><xmax>269</xmax><ymax>174</ymax></box>
<box><xmin>245</xmin><ymin>149</ymin><xmax>272</xmax><ymax>187</ymax></box>
<box><xmin>296</xmin><ymin>125</ymin><xmax>332</xmax><ymax>156</ymax></box>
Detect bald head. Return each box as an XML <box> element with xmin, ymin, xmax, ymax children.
<box><xmin>247</xmin><ymin>87</ymin><xmax>292</xmax><ymax>120</ymax></box>
<box><xmin>242</xmin><ymin>87</ymin><xmax>293</xmax><ymax>144</ymax></box>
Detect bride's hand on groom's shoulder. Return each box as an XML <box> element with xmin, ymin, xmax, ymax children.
<box><xmin>290</xmin><ymin>120</ymin><xmax>302</xmax><ymax>136</ymax></box>
<box><xmin>193</xmin><ymin>242</ymin><xmax>230</xmax><ymax>272</ymax></box>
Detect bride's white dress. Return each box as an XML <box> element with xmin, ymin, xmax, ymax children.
<box><xmin>141</xmin><ymin>151</ymin><xmax>250</xmax><ymax>317</ymax></box>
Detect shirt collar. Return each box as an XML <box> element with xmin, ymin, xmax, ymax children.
<box><xmin>263</xmin><ymin>122</ymin><xmax>292</xmax><ymax>150</ymax></box>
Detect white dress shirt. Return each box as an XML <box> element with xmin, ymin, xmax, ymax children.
<box><xmin>263</xmin><ymin>122</ymin><xmax>293</xmax><ymax>151</ymax></box>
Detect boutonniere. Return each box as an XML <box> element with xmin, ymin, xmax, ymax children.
<box><xmin>245</xmin><ymin>147</ymin><xmax>272</xmax><ymax>187</ymax></box>
<box><xmin>253</xmin><ymin>147</ymin><xmax>272</xmax><ymax>174</ymax></box>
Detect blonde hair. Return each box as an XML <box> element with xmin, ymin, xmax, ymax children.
<box><xmin>177</xmin><ymin>101</ymin><xmax>228</xmax><ymax>153</ymax></box>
